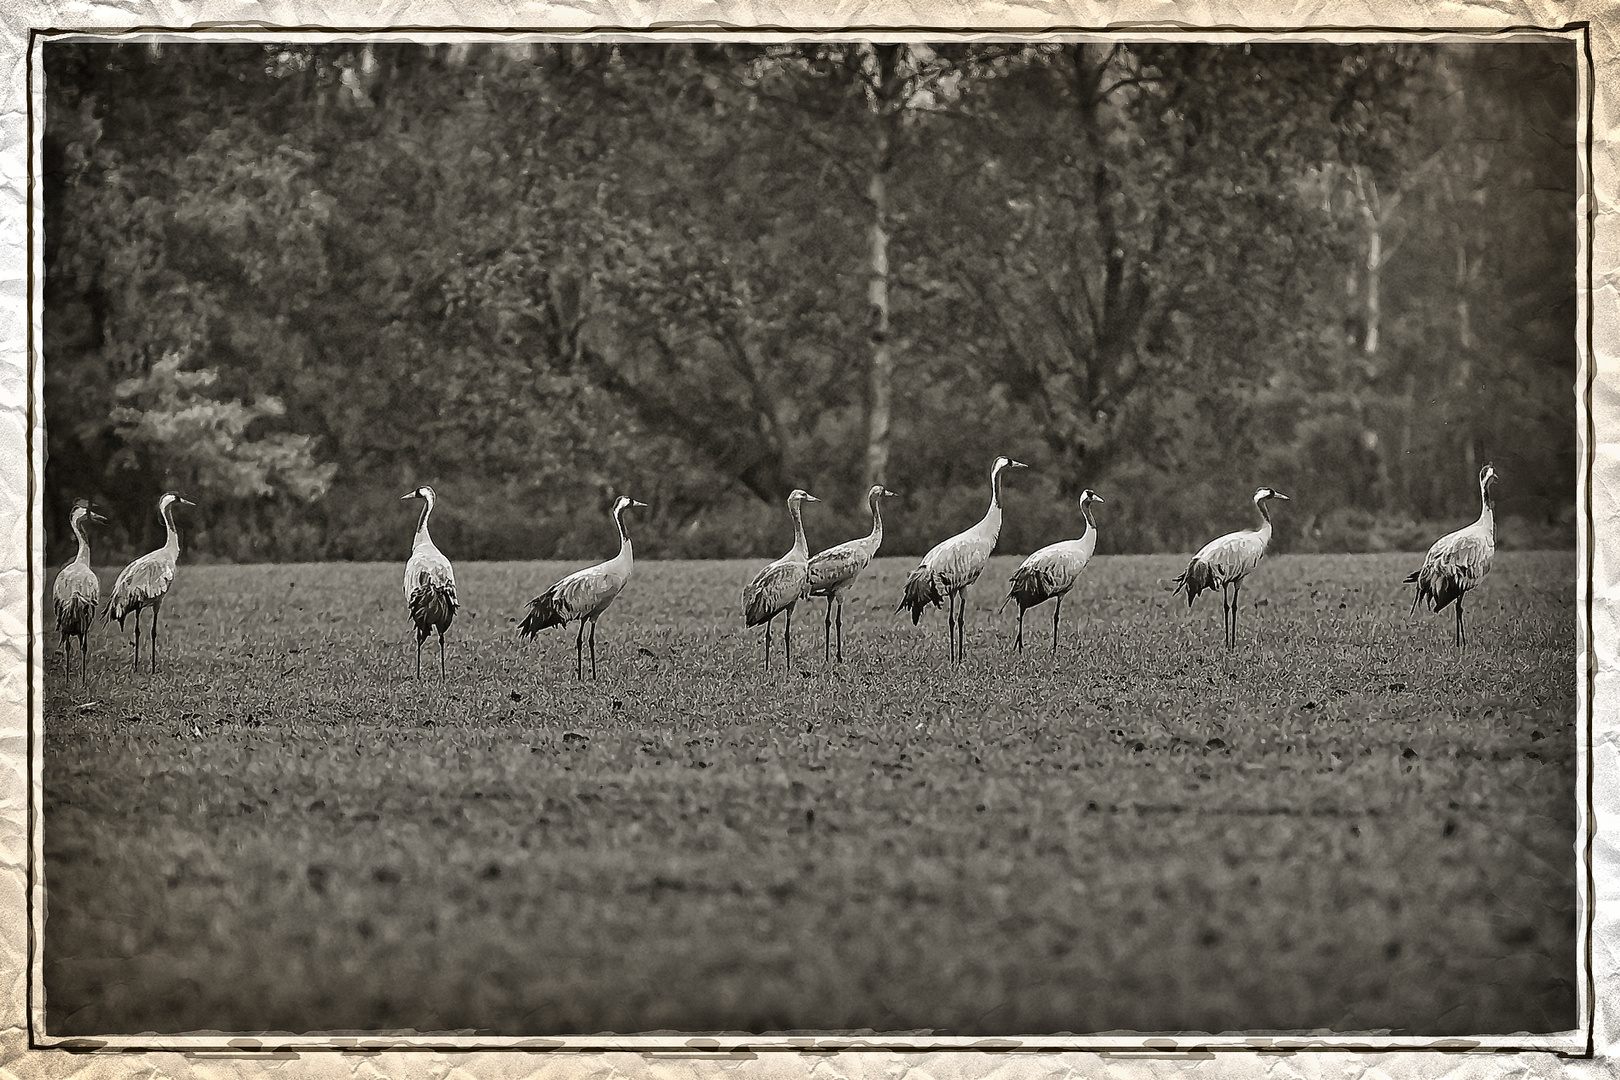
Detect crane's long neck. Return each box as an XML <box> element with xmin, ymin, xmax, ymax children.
<box><xmin>414</xmin><ymin>496</ymin><xmax>435</xmax><ymax>547</ymax></box>
<box><xmin>977</xmin><ymin>463</ymin><xmax>1010</xmax><ymax>534</ymax></box>
<box><xmin>789</xmin><ymin>501</ymin><xmax>809</xmax><ymax>560</ymax></box>
<box><xmin>1079</xmin><ymin>505</ymin><xmax>1098</xmax><ymax>556</ymax></box>
<box><xmin>867</xmin><ymin>492</ymin><xmax>884</xmax><ymax>544</ymax></box>
<box><xmin>70</xmin><ymin>515</ymin><xmax>91</xmax><ymax>565</ymax></box>
<box><xmin>1479</xmin><ymin>479</ymin><xmax>1495</xmax><ymax>535</ymax></box>
<box><xmin>1254</xmin><ymin>499</ymin><xmax>1274</xmax><ymax>543</ymax></box>
<box><xmin>613</xmin><ymin>505</ymin><xmax>634</xmax><ymax>564</ymax></box>
<box><xmin>161</xmin><ymin>503</ymin><xmax>182</xmax><ymax>555</ymax></box>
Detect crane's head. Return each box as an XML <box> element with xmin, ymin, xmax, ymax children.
<box><xmin>868</xmin><ymin>485</ymin><xmax>900</xmax><ymax>503</ymax></box>
<box><xmin>613</xmin><ymin>495</ymin><xmax>649</xmax><ymax>515</ymax></box>
<box><xmin>1079</xmin><ymin>489</ymin><xmax>1104</xmax><ymax>508</ymax></box>
<box><xmin>1254</xmin><ymin>487</ymin><xmax>1290</xmax><ymax>504</ymax></box>
<box><xmin>159</xmin><ymin>491</ymin><xmax>195</xmax><ymax>512</ymax></box>
<box><xmin>787</xmin><ymin>489</ymin><xmax>820</xmax><ymax>506</ymax></box>
<box><xmin>1480</xmin><ymin>462</ymin><xmax>1498</xmax><ymax>488</ymax></box>
<box><xmin>70</xmin><ymin>499</ymin><xmax>108</xmax><ymax>526</ymax></box>
<box><xmin>400</xmin><ymin>485</ymin><xmax>436</xmax><ymax>503</ymax></box>
<box><xmin>993</xmin><ymin>456</ymin><xmax>1030</xmax><ymax>475</ymax></box>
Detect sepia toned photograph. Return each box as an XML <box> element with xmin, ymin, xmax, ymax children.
<box><xmin>34</xmin><ymin>32</ymin><xmax>1582</xmax><ymax>1041</ymax></box>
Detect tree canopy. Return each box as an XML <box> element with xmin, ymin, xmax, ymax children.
<box><xmin>42</xmin><ymin>39</ymin><xmax>1578</xmax><ymax>563</ymax></box>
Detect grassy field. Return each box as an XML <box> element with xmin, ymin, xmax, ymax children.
<box><xmin>41</xmin><ymin>551</ymin><xmax>1577</xmax><ymax>1037</ymax></box>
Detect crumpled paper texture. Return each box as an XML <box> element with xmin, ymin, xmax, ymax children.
<box><xmin>0</xmin><ymin>2</ymin><xmax>1611</xmax><ymax>1078</ymax></box>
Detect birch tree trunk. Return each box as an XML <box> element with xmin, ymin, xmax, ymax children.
<box><xmin>864</xmin><ymin>134</ymin><xmax>894</xmax><ymax>492</ymax></box>
<box><xmin>862</xmin><ymin>44</ymin><xmax>902</xmax><ymax>492</ymax></box>
<box><xmin>1352</xmin><ymin>166</ymin><xmax>1386</xmax><ymax>357</ymax></box>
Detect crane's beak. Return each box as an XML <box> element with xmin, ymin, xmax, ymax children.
<box><xmin>1010</xmin><ymin>460</ymin><xmax>1029</xmax><ymax>469</ymax></box>
<box><xmin>1273</xmin><ymin>492</ymin><xmax>1291</xmax><ymax>501</ymax></box>
<box><xmin>177</xmin><ymin>497</ymin><xmax>196</xmax><ymax>507</ymax></box>
<box><xmin>882</xmin><ymin>489</ymin><xmax>900</xmax><ymax>498</ymax></box>
<box><xmin>803</xmin><ymin>493</ymin><xmax>821</xmax><ymax>503</ymax></box>
<box><xmin>631</xmin><ymin>500</ymin><xmax>649</xmax><ymax>509</ymax></box>
<box><xmin>1092</xmin><ymin>494</ymin><xmax>1105</xmax><ymax>503</ymax></box>
<box><xmin>88</xmin><ymin>511</ymin><xmax>108</xmax><ymax>524</ymax></box>
<box><xmin>400</xmin><ymin>491</ymin><xmax>416</xmax><ymax>501</ymax></box>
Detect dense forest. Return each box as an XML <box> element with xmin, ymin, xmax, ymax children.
<box><xmin>40</xmin><ymin>39</ymin><xmax>1578</xmax><ymax>564</ymax></box>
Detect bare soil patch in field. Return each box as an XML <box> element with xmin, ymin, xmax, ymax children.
<box><xmin>42</xmin><ymin>552</ymin><xmax>1577</xmax><ymax>1036</ymax></box>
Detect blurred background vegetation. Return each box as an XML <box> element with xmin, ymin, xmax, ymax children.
<box><xmin>40</xmin><ymin>40</ymin><xmax>1577</xmax><ymax>564</ymax></box>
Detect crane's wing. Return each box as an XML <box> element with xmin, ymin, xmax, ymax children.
<box><xmin>743</xmin><ymin>560</ymin><xmax>808</xmax><ymax>625</ymax></box>
<box><xmin>404</xmin><ymin>545</ymin><xmax>457</xmax><ymax>597</ymax></box>
<box><xmin>107</xmin><ymin>552</ymin><xmax>173</xmax><ymax>621</ymax></box>
<box><xmin>1007</xmin><ymin>547</ymin><xmax>1074</xmax><ymax>609</ymax></box>
<box><xmin>53</xmin><ymin>564</ymin><xmax>100</xmax><ymax>609</ymax></box>
<box><xmin>1193</xmin><ymin>529</ymin><xmax>1267</xmax><ymax>583</ymax></box>
<box><xmin>53</xmin><ymin>565</ymin><xmax>101</xmax><ymax>635</ymax></box>
<box><xmin>808</xmin><ymin>543</ymin><xmax>867</xmax><ymax>593</ymax></box>
<box><xmin>1411</xmin><ymin>529</ymin><xmax>1493</xmax><ymax>612</ymax></box>
<box><xmin>556</xmin><ymin>564</ymin><xmax>627</xmax><ymax>620</ymax></box>
<box><xmin>929</xmin><ymin>534</ymin><xmax>994</xmax><ymax>592</ymax></box>
<box><xmin>405</xmin><ymin>545</ymin><xmax>459</xmax><ymax>633</ymax></box>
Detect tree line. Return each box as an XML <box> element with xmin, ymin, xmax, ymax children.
<box><xmin>41</xmin><ymin>39</ymin><xmax>1578</xmax><ymax>564</ymax></box>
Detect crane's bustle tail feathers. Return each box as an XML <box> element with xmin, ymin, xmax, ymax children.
<box><xmin>410</xmin><ymin>583</ymin><xmax>457</xmax><ymax>637</ymax></box>
<box><xmin>1405</xmin><ymin>565</ymin><xmax>1465</xmax><ymax>615</ymax></box>
<box><xmin>897</xmin><ymin>567</ymin><xmax>942</xmax><ymax>625</ymax></box>
<box><xmin>1172</xmin><ymin>559</ymin><xmax>1212</xmax><ymax>607</ymax></box>
<box><xmin>1005</xmin><ymin>566</ymin><xmax>1050</xmax><ymax>613</ymax></box>
<box><xmin>743</xmin><ymin>586</ymin><xmax>774</xmax><ymax>627</ymax></box>
<box><xmin>519</xmin><ymin>588</ymin><xmax>566</xmax><ymax>637</ymax></box>
<box><xmin>1404</xmin><ymin>569</ymin><xmax>1425</xmax><ymax>615</ymax></box>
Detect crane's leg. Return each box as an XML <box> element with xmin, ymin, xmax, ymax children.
<box><xmin>1227</xmin><ymin>585</ymin><xmax>1237</xmax><ymax>649</ymax></box>
<box><xmin>786</xmin><ymin>603</ymin><xmax>794</xmax><ymax>673</ymax></box>
<box><xmin>957</xmin><ymin>592</ymin><xmax>964</xmax><ymax>661</ymax></box>
<box><xmin>1053</xmin><ymin>596</ymin><xmax>1062</xmax><ymax>658</ymax></box>
<box><xmin>575</xmin><ymin>620</ymin><xmax>586</xmax><ymax>680</ymax></box>
<box><xmin>835</xmin><ymin>598</ymin><xmax>844</xmax><ymax>663</ymax></box>
<box><xmin>823</xmin><ymin>596</ymin><xmax>833</xmax><ymax>663</ymax></box>
<box><xmin>132</xmin><ymin>610</ymin><xmax>141</xmax><ymax>675</ymax></box>
<box><xmin>1015</xmin><ymin>606</ymin><xmax>1024</xmax><ymax>653</ymax></box>
<box><xmin>415</xmin><ymin>632</ymin><xmax>424</xmax><ymax>679</ymax></box>
<box><xmin>958</xmin><ymin>589</ymin><xmax>968</xmax><ymax>663</ymax></box>
<box><xmin>149</xmin><ymin>600</ymin><xmax>164</xmax><ymax>675</ymax></box>
<box><xmin>439</xmin><ymin>629</ymin><xmax>447</xmax><ymax>678</ymax></box>
<box><xmin>763</xmin><ymin>618</ymin><xmax>772</xmax><ymax>671</ymax></box>
<box><xmin>588</xmin><ymin>619</ymin><xmax>598</xmax><ymax>680</ymax></box>
<box><xmin>1456</xmin><ymin>598</ymin><xmax>1464</xmax><ymax>648</ymax></box>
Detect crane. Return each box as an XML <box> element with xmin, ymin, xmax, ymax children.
<box><xmin>1173</xmin><ymin>486</ymin><xmax>1290</xmax><ymax>648</ymax></box>
<box><xmin>401</xmin><ymin>485</ymin><xmax>458</xmax><ymax>678</ymax></box>
<box><xmin>53</xmin><ymin>499</ymin><xmax>107</xmax><ymax>683</ymax></box>
<box><xmin>1003</xmin><ymin>488</ymin><xmax>1103</xmax><ymax>656</ymax></box>
<box><xmin>1405</xmin><ymin>463</ymin><xmax>1497</xmax><ymax>647</ymax></box>
<box><xmin>897</xmin><ymin>455</ymin><xmax>1029</xmax><ymax>662</ymax></box>
<box><xmin>807</xmin><ymin>484</ymin><xmax>899</xmax><ymax>663</ymax></box>
<box><xmin>105</xmin><ymin>491</ymin><xmax>194</xmax><ymax>675</ymax></box>
<box><xmin>742</xmin><ymin>489</ymin><xmax>820</xmax><ymax>672</ymax></box>
<box><xmin>519</xmin><ymin>495</ymin><xmax>649</xmax><ymax>679</ymax></box>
